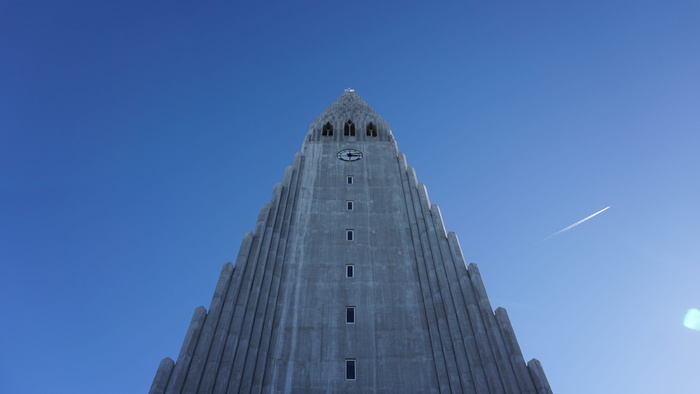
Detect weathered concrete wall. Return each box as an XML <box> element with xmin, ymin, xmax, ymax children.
<box><xmin>150</xmin><ymin>91</ymin><xmax>552</xmax><ymax>394</ymax></box>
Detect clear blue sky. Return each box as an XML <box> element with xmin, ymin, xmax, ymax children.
<box><xmin>2</xmin><ymin>1</ymin><xmax>699</xmax><ymax>393</ymax></box>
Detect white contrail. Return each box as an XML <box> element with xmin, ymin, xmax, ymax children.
<box><xmin>541</xmin><ymin>206</ymin><xmax>611</xmax><ymax>241</ymax></box>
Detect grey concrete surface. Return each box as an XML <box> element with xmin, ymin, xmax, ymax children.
<box><xmin>150</xmin><ymin>91</ymin><xmax>552</xmax><ymax>394</ymax></box>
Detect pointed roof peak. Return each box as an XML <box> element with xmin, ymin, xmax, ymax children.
<box><xmin>309</xmin><ymin>90</ymin><xmax>389</xmax><ymax>131</ymax></box>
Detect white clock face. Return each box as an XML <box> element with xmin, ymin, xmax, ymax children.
<box><xmin>337</xmin><ymin>149</ymin><xmax>363</xmax><ymax>162</ymax></box>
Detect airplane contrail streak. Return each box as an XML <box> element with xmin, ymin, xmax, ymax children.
<box><xmin>541</xmin><ymin>206</ymin><xmax>611</xmax><ymax>241</ymax></box>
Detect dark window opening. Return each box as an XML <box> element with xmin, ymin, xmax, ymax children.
<box><xmin>347</xmin><ymin>201</ymin><xmax>353</xmax><ymax>210</ymax></box>
<box><xmin>322</xmin><ymin>122</ymin><xmax>333</xmax><ymax>136</ymax></box>
<box><xmin>347</xmin><ymin>176</ymin><xmax>353</xmax><ymax>184</ymax></box>
<box><xmin>366</xmin><ymin>122</ymin><xmax>377</xmax><ymax>137</ymax></box>
<box><xmin>346</xmin><ymin>359</ymin><xmax>356</xmax><ymax>380</ymax></box>
<box><xmin>346</xmin><ymin>265</ymin><xmax>354</xmax><ymax>278</ymax></box>
<box><xmin>346</xmin><ymin>307</ymin><xmax>355</xmax><ymax>323</ymax></box>
<box><xmin>344</xmin><ymin>120</ymin><xmax>355</xmax><ymax>136</ymax></box>
<box><xmin>346</xmin><ymin>230</ymin><xmax>354</xmax><ymax>241</ymax></box>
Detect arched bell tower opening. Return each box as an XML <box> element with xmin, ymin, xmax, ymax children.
<box><xmin>322</xmin><ymin>122</ymin><xmax>333</xmax><ymax>136</ymax></box>
<box><xmin>366</xmin><ymin>122</ymin><xmax>377</xmax><ymax>137</ymax></box>
<box><xmin>344</xmin><ymin>120</ymin><xmax>355</xmax><ymax>136</ymax></box>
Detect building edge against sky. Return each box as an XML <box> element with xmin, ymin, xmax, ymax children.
<box><xmin>150</xmin><ymin>90</ymin><xmax>553</xmax><ymax>393</ymax></box>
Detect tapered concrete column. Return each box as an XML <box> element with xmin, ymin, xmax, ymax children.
<box><xmin>468</xmin><ymin>263</ymin><xmax>522</xmax><ymax>392</ymax></box>
<box><xmin>211</xmin><ymin>202</ymin><xmax>274</xmax><ymax>391</ymax></box>
<box><xmin>495</xmin><ymin>307</ymin><xmax>537</xmax><ymax>393</ymax></box>
<box><xmin>252</xmin><ymin>158</ymin><xmax>303</xmax><ymax>391</ymax></box>
<box><xmin>198</xmin><ymin>232</ymin><xmax>254</xmax><ymax>393</ymax></box>
<box><xmin>236</xmin><ymin>181</ymin><xmax>298</xmax><ymax>392</ymax></box>
<box><xmin>181</xmin><ymin>262</ymin><xmax>234</xmax><ymax>392</ymax></box>
<box><xmin>410</xmin><ymin>191</ymin><xmax>463</xmax><ymax>393</ymax></box>
<box><xmin>148</xmin><ymin>357</ymin><xmax>174</xmax><ymax>394</ymax></box>
<box><xmin>399</xmin><ymin>161</ymin><xmax>448</xmax><ymax>391</ymax></box>
<box><xmin>447</xmin><ymin>232</ymin><xmax>490</xmax><ymax>393</ymax></box>
<box><xmin>460</xmin><ymin>263</ymin><xmax>504</xmax><ymax>393</ymax></box>
<box><xmin>406</xmin><ymin>168</ymin><xmax>456</xmax><ymax>393</ymax></box>
<box><xmin>527</xmin><ymin>359</ymin><xmax>553</xmax><ymax>394</ymax></box>
<box><xmin>228</xmin><ymin>184</ymin><xmax>289</xmax><ymax>392</ymax></box>
<box><xmin>165</xmin><ymin>306</ymin><xmax>207</xmax><ymax>394</ymax></box>
<box><xmin>426</xmin><ymin>204</ymin><xmax>472</xmax><ymax>393</ymax></box>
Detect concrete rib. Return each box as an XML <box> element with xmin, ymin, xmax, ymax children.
<box><xmin>148</xmin><ymin>358</ymin><xmax>174</xmax><ymax>394</ymax></box>
<box><xmin>413</xmin><ymin>183</ymin><xmax>461</xmax><ymax>393</ymax></box>
<box><xmin>428</xmin><ymin>208</ymin><xmax>477</xmax><ymax>393</ymax></box>
<box><xmin>221</xmin><ymin>183</ymin><xmax>285</xmax><ymax>392</ymax></box>
<box><xmin>446</xmin><ymin>233</ymin><xmax>490</xmax><ymax>392</ymax></box>
<box><xmin>238</xmin><ymin>163</ymin><xmax>300</xmax><ymax>393</ymax></box>
<box><xmin>180</xmin><ymin>262</ymin><xmax>234</xmax><ymax>392</ymax></box>
<box><xmin>405</xmin><ymin>168</ymin><xmax>454</xmax><ymax>393</ymax></box>
<box><xmin>494</xmin><ymin>307</ymin><xmax>537</xmax><ymax>393</ymax></box>
<box><xmin>396</xmin><ymin>156</ymin><xmax>445</xmax><ymax>391</ymax></box>
<box><xmin>468</xmin><ymin>265</ymin><xmax>521</xmax><ymax>392</ymax></box>
<box><xmin>197</xmin><ymin>232</ymin><xmax>254</xmax><ymax>393</ymax></box>
<box><xmin>165</xmin><ymin>306</ymin><xmax>207</xmax><ymax>394</ymax></box>
<box><xmin>527</xmin><ymin>359</ymin><xmax>553</xmax><ymax>394</ymax></box>
<box><xmin>252</xmin><ymin>154</ymin><xmax>304</xmax><ymax>392</ymax></box>
<box><xmin>460</xmin><ymin>262</ymin><xmax>505</xmax><ymax>393</ymax></box>
<box><xmin>212</xmin><ymin>203</ymin><xmax>273</xmax><ymax>392</ymax></box>
<box><xmin>422</xmin><ymin>203</ymin><xmax>470</xmax><ymax>393</ymax></box>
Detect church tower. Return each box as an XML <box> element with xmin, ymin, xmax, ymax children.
<box><xmin>150</xmin><ymin>90</ymin><xmax>552</xmax><ymax>393</ymax></box>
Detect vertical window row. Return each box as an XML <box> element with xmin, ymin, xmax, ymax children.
<box><xmin>346</xmin><ymin>176</ymin><xmax>353</xmax><ymax>238</ymax></box>
<box><xmin>343</xmin><ymin>175</ymin><xmax>356</xmax><ymax>381</ymax></box>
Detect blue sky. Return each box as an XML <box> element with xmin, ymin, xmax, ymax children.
<box><xmin>2</xmin><ymin>1</ymin><xmax>699</xmax><ymax>393</ymax></box>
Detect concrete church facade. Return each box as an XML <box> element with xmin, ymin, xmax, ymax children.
<box><xmin>149</xmin><ymin>90</ymin><xmax>552</xmax><ymax>393</ymax></box>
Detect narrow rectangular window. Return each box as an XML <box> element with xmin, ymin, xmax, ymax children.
<box><xmin>346</xmin><ymin>307</ymin><xmax>355</xmax><ymax>323</ymax></box>
<box><xmin>346</xmin><ymin>229</ymin><xmax>354</xmax><ymax>241</ymax></box>
<box><xmin>345</xmin><ymin>359</ymin><xmax>356</xmax><ymax>380</ymax></box>
<box><xmin>346</xmin><ymin>264</ymin><xmax>354</xmax><ymax>278</ymax></box>
<box><xmin>347</xmin><ymin>201</ymin><xmax>353</xmax><ymax>210</ymax></box>
<box><xmin>347</xmin><ymin>176</ymin><xmax>353</xmax><ymax>184</ymax></box>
